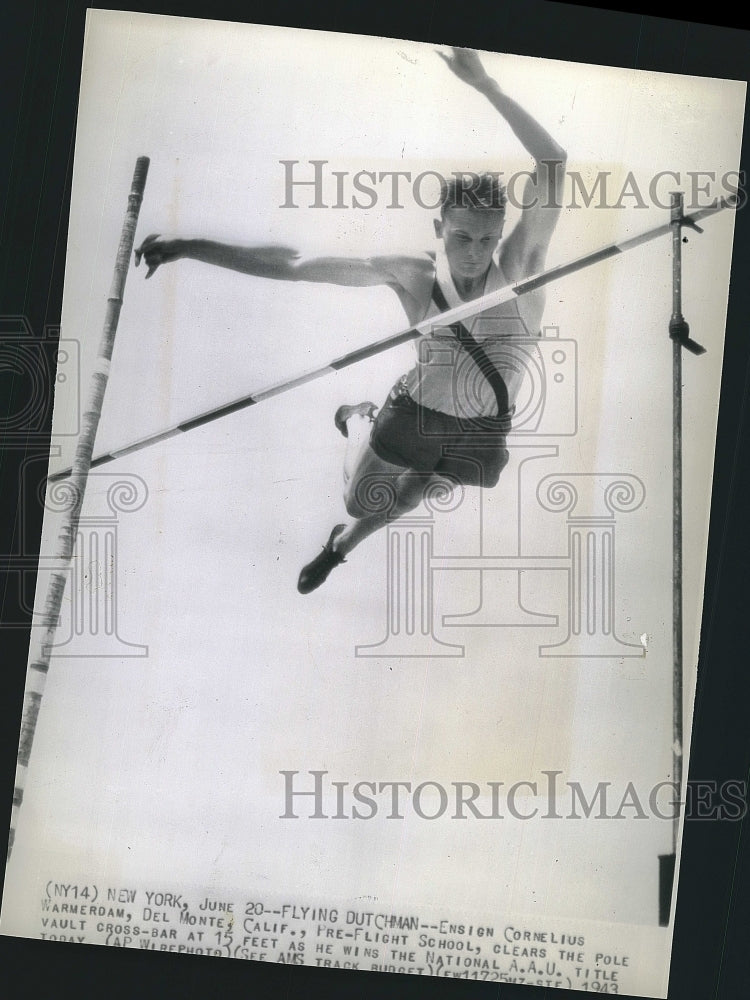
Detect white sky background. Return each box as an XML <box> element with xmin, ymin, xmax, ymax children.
<box><xmin>3</xmin><ymin>7</ymin><xmax>746</xmax><ymax>980</ymax></box>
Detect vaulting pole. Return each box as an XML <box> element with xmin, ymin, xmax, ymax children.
<box><xmin>47</xmin><ymin>196</ymin><xmax>735</xmax><ymax>483</ymax></box>
<box><xmin>8</xmin><ymin>157</ymin><xmax>150</xmax><ymax>861</ymax></box>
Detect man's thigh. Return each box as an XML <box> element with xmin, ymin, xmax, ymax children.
<box><xmin>344</xmin><ymin>442</ymin><xmax>410</xmax><ymax>518</ymax></box>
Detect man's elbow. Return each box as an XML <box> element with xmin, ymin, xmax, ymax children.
<box><xmin>541</xmin><ymin>146</ymin><xmax>567</xmax><ymax>169</ymax></box>
<box><xmin>262</xmin><ymin>247</ymin><xmax>306</xmax><ymax>281</ymax></box>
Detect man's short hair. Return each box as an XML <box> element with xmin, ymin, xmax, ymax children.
<box><xmin>440</xmin><ymin>171</ymin><xmax>507</xmax><ymax>215</ymax></box>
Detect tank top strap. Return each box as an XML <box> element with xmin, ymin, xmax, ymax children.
<box><xmin>430</xmin><ymin>280</ymin><xmax>511</xmax><ymax>417</ymax></box>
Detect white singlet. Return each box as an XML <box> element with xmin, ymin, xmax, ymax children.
<box><xmin>403</xmin><ymin>247</ymin><xmax>541</xmax><ymax>420</ymax></box>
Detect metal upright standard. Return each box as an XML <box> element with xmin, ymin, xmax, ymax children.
<box><xmin>658</xmin><ymin>191</ymin><xmax>707</xmax><ymax>926</ymax></box>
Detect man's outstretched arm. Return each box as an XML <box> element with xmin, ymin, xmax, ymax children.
<box><xmin>135</xmin><ymin>235</ymin><xmax>427</xmax><ymax>289</ymax></box>
<box><xmin>134</xmin><ymin>236</ymin><xmax>433</xmax><ymax>321</ymax></box>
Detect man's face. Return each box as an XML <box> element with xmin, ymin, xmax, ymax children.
<box><xmin>436</xmin><ymin>207</ymin><xmax>505</xmax><ymax>282</ymax></box>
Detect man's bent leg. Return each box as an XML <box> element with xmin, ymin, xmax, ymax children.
<box><xmin>336</xmin><ymin>469</ymin><xmax>450</xmax><ymax>558</ymax></box>
<box><xmin>297</xmin><ymin>440</ymin><xmax>404</xmax><ymax>594</ymax></box>
<box><xmin>297</xmin><ymin>461</ymin><xmax>452</xmax><ymax>593</ymax></box>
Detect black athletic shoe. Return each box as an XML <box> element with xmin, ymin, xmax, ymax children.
<box><xmin>334</xmin><ymin>401</ymin><xmax>377</xmax><ymax>438</ymax></box>
<box><xmin>297</xmin><ymin>524</ymin><xmax>347</xmax><ymax>594</ymax></box>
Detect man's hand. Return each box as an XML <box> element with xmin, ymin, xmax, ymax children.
<box><xmin>436</xmin><ymin>47</ymin><xmax>493</xmax><ymax>91</ymax></box>
<box><xmin>134</xmin><ymin>234</ymin><xmax>185</xmax><ymax>278</ymax></box>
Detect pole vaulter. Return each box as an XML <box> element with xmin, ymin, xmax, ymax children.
<box><xmin>47</xmin><ymin>196</ymin><xmax>734</xmax><ymax>484</ymax></box>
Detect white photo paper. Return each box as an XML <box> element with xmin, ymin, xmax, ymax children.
<box><xmin>1</xmin><ymin>9</ymin><xmax>746</xmax><ymax>997</ymax></box>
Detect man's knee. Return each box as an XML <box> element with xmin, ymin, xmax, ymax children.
<box><xmin>344</xmin><ymin>483</ymin><xmax>367</xmax><ymax>519</ymax></box>
<box><xmin>423</xmin><ymin>473</ymin><xmax>457</xmax><ymax>505</ymax></box>
<box><xmin>396</xmin><ymin>471</ymin><xmax>450</xmax><ymax>512</ymax></box>
<box><xmin>344</xmin><ymin>473</ymin><xmax>400</xmax><ymax>519</ymax></box>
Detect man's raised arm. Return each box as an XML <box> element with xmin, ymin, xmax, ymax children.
<box><xmin>439</xmin><ymin>47</ymin><xmax>567</xmax><ymax>273</ymax></box>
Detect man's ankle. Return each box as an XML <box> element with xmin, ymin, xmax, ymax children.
<box><xmin>331</xmin><ymin>527</ymin><xmax>350</xmax><ymax>556</ymax></box>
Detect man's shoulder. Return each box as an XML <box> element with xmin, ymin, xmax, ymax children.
<box><xmin>376</xmin><ymin>251</ymin><xmax>435</xmax><ymax>293</ymax></box>
<box><xmin>372</xmin><ymin>252</ymin><xmax>435</xmax><ymax>323</ymax></box>
<box><xmin>498</xmin><ymin>235</ymin><xmax>545</xmax><ymax>283</ymax></box>
<box><xmin>373</xmin><ymin>251</ymin><xmax>435</xmax><ymax>279</ymax></box>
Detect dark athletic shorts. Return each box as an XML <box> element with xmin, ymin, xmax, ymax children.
<box><xmin>370</xmin><ymin>379</ymin><xmax>511</xmax><ymax>489</ymax></box>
